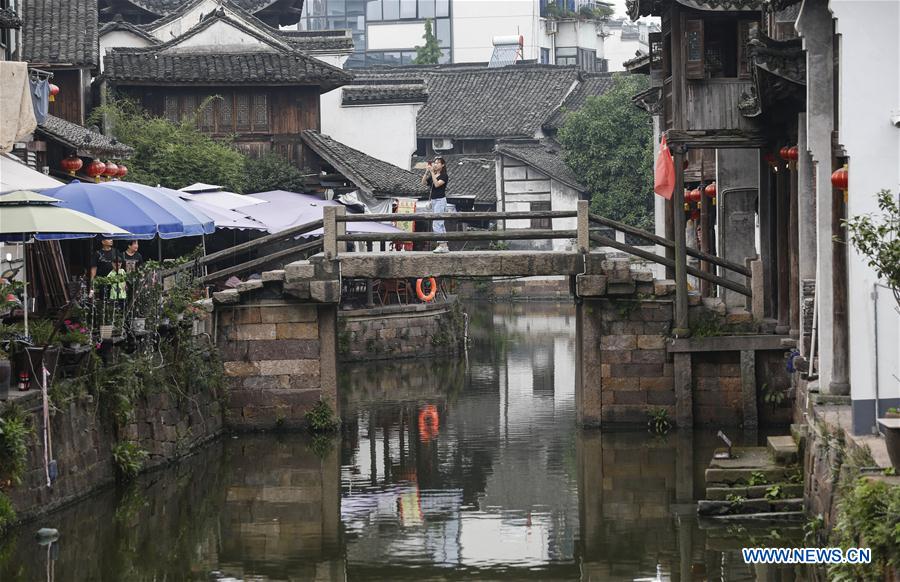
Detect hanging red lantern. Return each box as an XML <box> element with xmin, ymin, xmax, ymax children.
<box><xmin>103</xmin><ymin>161</ymin><xmax>119</xmax><ymax>180</ymax></box>
<box><xmin>60</xmin><ymin>155</ymin><xmax>83</xmax><ymax>176</ymax></box>
<box><xmin>686</xmin><ymin>188</ymin><xmax>702</xmax><ymax>203</ymax></box>
<box><xmin>779</xmin><ymin>146</ymin><xmax>791</xmax><ymax>161</ymax></box>
<box><xmin>704</xmin><ymin>182</ymin><xmax>716</xmax><ymax>197</ymax></box>
<box><xmin>787</xmin><ymin>146</ymin><xmax>799</xmax><ymax>161</ymax></box>
<box><xmin>49</xmin><ymin>83</ymin><xmax>59</xmax><ymax>103</ymax></box>
<box><xmin>86</xmin><ymin>160</ymin><xmax>106</xmax><ymax>182</ymax></box>
<box><xmin>831</xmin><ymin>165</ymin><xmax>848</xmax><ymax>191</ymax></box>
<box><xmin>117</xmin><ymin>163</ymin><xmax>128</xmax><ymax>179</ymax></box>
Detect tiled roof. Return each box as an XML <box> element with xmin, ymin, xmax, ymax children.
<box><xmin>544</xmin><ymin>72</ymin><xmax>615</xmax><ymax>131</ymax></box>
<box><xmin>357</xmin><ymin>64</ymin><xmax>579</xmax><ymax>140</ymax></box>
<box><xmin>105</xmin><ymin>50</ymin><xmax>352</xmax><ymax>88</ymax></box>
<box><xmin>0</xmin><ymin>7</ymin><xmax>23</xmax><ymax>29</ymax></box>
<box><xmin>342</xmin><ymin>81</ymin><xmax>428</xmax><ymax>106</ymax></box>
<box><xmin>496</xmin><ymin>140</ymin><xmax>585</xmax><ymax>192</ymax></box>
<box><xmin>22</xmin><ymin>0</ymin><xmax>99</xmax><ymax>67</ymax></box>
<box><xmin>627</xmin><ymin>0</ymin><xmax>764</xmax><ymax>20</ymax></box>
<box><xmin>125</xmin><ymin>0</ymin><xmax>299</xmax><ymax>17</ymax></box>
<box><xmin>277</xmin><ymin>30</ymin><xmax>354</xmax><ymax>52</ymax></box>
<box><xmin>98</xmin><ymin>20</ymin><xmax>160</xmax><ymax>44</ymax></box>
<box><xmin>301</xmin><ymin>130</ymin><xmax>428</xmax><ymax>198</ymax></box>
<box><xmin>36</xmin><ymin>115</ymin><xmax>134</xmax><ymax>158</ymax></box>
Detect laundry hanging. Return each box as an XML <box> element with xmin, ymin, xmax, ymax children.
<box><xmin>30</xmin><ymin>77</ymin><xmax>49</xmax><ymax>125</ymax></box>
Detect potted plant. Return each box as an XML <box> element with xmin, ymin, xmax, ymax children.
<box><xmin>24</xmin><ymin>319</ymin><xmax>61</xmax><ymax>386</ymax></box>
<box><xmin>57</xmin><ymin>320</ymin><xmax>91</xmax><ymax>378</ymax></box>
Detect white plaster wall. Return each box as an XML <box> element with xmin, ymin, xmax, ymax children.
<box><xmin>148</xmin><ymin>0</ymin><xmax>221</xmax><ymax>40</ymax></box>
<box><xmin>550</xmin><ymin>181</ymin><xmax>579</xmax><ymax>251</ymax></box>
<box><xmin>451</xmin><ymin>0</ymin><xmax>542</xmax><ymax>63</ymax></box>
<box><xmin>603</xmin><ymin>31</ymin><xmax>647</xmax><ymax>71</ymax></box>
<box><xmin>99</xmin><ymin>31</ymin><xmax>154</xmax><ymax>72</ymax></box>
<box><xmin>320</xmin><ymin>100</ymin><xmax>422</xmax><ymax>169</ymax></box>
<box><xmin>831</xmin><ymin>0</ymin><xmax>900</xmax><ymax>406</ymax></box>
<box><xmin>555</xmin><ymin>19</ymin><xmax>603</xmax><ymax>55</ymax></box>
<box><xmin>161</xmin><ymin>20</ymin><xmax>272</xmax><ymax>52</ymax></box>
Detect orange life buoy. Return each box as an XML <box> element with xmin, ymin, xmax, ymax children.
<box><xmin>416</xmin><ymin>277</ymin><xmax>438</xmax><ymax>302</ymax></box>
<box><xmin>418</xmin><ymin>404</ymin><xmax>439</xmax><ymax>442</ymax></box>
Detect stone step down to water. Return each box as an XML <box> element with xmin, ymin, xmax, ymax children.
<box><xmin>697</xmin><ymin>498</ymin><xmax>804</xmax><ymax>517</ymax></box>
<box><xmin>704</xmin><ymin>447</ymin><xmax>795</xmax><ymax>486</ymax></box>
<box><xmin>767</xmin><ymin>435</ymin><xmax>799</xmax><ymax>465</ymax></box>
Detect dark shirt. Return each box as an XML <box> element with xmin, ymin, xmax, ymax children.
<box><xmin>122</xmin><ymin>250</ymin><xmax>143</xmax><ymax>272</ymax></box>
<box><xmin>91</xmin><ymin>248</ymin><xmax>116</xmax><ymax>277</ymax></box>
<box><xmin>426</xmin><ymin>170</ymin><xmax>449</xmax><ymax>199</ymax></box>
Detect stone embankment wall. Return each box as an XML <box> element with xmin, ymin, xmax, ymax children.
<box><xmin>338</xmin><ymin>301</ymin><xmax>465</xmax><ymax>362</ymax></box>
<box><xmin>4</xmin><ymin>385</ymin><xmax>223</xmax><ymax>522</ymax></box>
<box><xmin>216</xmin><ymin>300</ymin><xmax>338</xmax><ymax>430</ymax></box>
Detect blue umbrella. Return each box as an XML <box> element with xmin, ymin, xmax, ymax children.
<box><xmin>108</xmin><ymin>182</ymin><xmax>215</xmax><ymax>237</ymax></box>
<box><xmin>37</xmin><ymin>180</ymin><xmax>205</xmax><ymax>240</ymax></box>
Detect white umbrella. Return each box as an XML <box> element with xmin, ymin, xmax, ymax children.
<box><xmin>0</xmin><ymin>154</ymin><xmax>64</xmax><ymax>192</ymax></box>
<box><xmin>0</xmin><ymin>190</ymin><xmax>128</xmax><ymax>337</ymax></box>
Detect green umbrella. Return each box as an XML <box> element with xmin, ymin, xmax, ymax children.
<box><xmin>0</xmin><ymin>190</ymin><xmax>128</xmax><ymax>337</ymax></box>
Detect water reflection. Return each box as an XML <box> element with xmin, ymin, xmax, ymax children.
<box><xmin>2</xmin><ymin>302</ymin><xmax>808</xmax><ymax>581</ymax></box>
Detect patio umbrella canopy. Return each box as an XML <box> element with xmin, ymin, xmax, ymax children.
<box><xmin>109</xmin><ymin>182</ymin><xmax>215</xmax><ymax>237</ymax></box>
<box><xmin>0</xmin><ymin>190</ymin><xmax>128</xmax><ymax>336</ymax></box>
<box><xmin>177</xmin><ymin>186</ymin><xmax>267</xmax><ymax>211</ymax></box>
<box><xmin>39</xmin><ymin>180</ymin><xmax>209</xmax><ymax>240</ymax></box>
<box><xmin>155</xmin><ymin>188</ymin><xmax>266</xmax><ymax>231</ymax></box>
<box><xmin>248</xmin><ymin>190</ymin><xmax>403</xmax><ymax>236</ymax></box>
<box><xmin>0</xmin><ymin>154</ymin><xmax>64</xmax><ymax>193</ymax></box>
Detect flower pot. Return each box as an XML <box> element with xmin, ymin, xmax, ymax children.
<box><xmin>100</xmin><ymin>325</ymin><xmax>114</xmax><ymax>339</ymax></box>
<box><xmin>24</xmin><ymin>346</ymin><xmax>60</xmax><ymax>388</ymax></box>
<box><xmin>878</xmin><ymin>418</ymin><xmax>900</xmax><ymax>470</ymax></box>
<box><xmin>131</xmin><ymin>318</ymin><xmax>146</xmax><ymax>333</ymax></box>
<box><xmin>0</xmin><ymin>359</ymin><xmax>10</xmax><ymax>400</ymax></box>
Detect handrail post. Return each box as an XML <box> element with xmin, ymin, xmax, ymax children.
<box><xmin>672</xmin><ymin>144</ymin><xmax>690</xmax><ymax>338</ymax></box>
<box><xmin>577</xmin><ymin>200</ymin><xmax>590</xmax><ymax>253</ymax></box>
<box><xmin>324</xmin><ymin>206</ymin><xmax>345</xmax><ymax>259</ymax></box>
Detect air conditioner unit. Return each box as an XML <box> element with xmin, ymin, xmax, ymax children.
<box><xmin>432</xmin><ymin>138</ymin><xmax>453</xmax><ymax>151</ymax></box>
<box><xmin>545</xmin><ymin>20</ymin><xmax>558</xmax><ymax>35</ymax></box>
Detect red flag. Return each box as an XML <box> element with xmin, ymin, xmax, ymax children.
<box><xmin>654</xmin><ymin>135</ymin><xmax>675</xmax><ymax>200</ymax></box>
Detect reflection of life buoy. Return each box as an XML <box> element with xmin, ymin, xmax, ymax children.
<box><xmin>418</xmin><ymin>404</ymin><xmax>439</xmax><ymax>443</ymax></box>
<box><xmin>416</xmin><ymin>277</ymin><xmax>437</xmax><ymax>302</ymax></box>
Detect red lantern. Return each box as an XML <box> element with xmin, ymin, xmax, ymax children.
<box><xmin>86</xmin><ymin>160</ymin><xmax>106</xmax><ymax>182</ymax></box>
<box><xmin>704</xmin><ymin>182</ymin><xmax>716</xmax><ymax>197</ymax></box>
<box><xmin>49</xmin><ymin>83</ymin><xmax>59</xmax><ymax>103</ymax></box>
<box><xmin>787</xmin><ymin>146</ymin><xmax>799</xmax><ymax>161</ymax></box>
<box><xmin>103</xmin><ymin>161</ymin><xmax>119</xmax><ymax>180</ymax></box>
<box><xmin>686</xmin><ymin>188</ymin><xmax>702</xmax><ymax>203</ymax></box>
<box><xmin>117</xmin><ymin>164</ymin><xmax>128</xmax><ymax>179</ymax></box>
<box><xmin>831</xmin><ymin>165</ymin><xmax>848</xmax><ymax>191</ymax></box>
<box><xmin>779</xmin><ymin>146</ymin><xmax>791</xmax><ymax>161</ymax></box>
<box><xmin>60</xmin><ymin>155</ymin><xmax>83</xmax><ymax>176</ymax></box>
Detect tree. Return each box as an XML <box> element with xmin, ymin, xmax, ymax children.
<box><xmin>89</xmin><ymin>97</ymin><xmax>247</xmax><ymax>193</ymax></box>
<box><xmin>557</xmin><ymin>74</ymin><xmax>654</xmax><ymax>230</ymax></box>
<box><xmin>844</xmin><ymin>189</ymin><xmax>900</xmax><ymax>310</ymax></box>
<box><xmin>412</xmin><ymin>19</ymin><xmax>442</xmax><ymax>65</ymax></box>
<box><xmin>244</xmin><ymin>152</ymin><xmax>310</xmax><ymax>194</ymax></box>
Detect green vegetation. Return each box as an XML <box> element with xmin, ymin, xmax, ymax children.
<box><xmin>558</xmin><ymin>74</ymin><xmax>654</xmax><ymax>230</ymax></box>
<box><xmin>0</xmin><ymin>404</ymin><xmax>32</xmax><ymax>485</ymax></box>
<box><xmin>647</xmin><ymin>407</ymin><xmax>671</xmax><ymax>435</ymax></box>
<box><xmin>844</xmin><ymin>189</ymin><xmax>900</xmax><ymax>310</ymax></box>
<box><xmin>412</xmin><ymin>19</ymin><xmax>442</xmax><ymax>65</ymax></box>
<box><xmin>747</xmin><ymin>471</ymin><xmax>769</xmax><ymax>487</ymax></box>
<box><xmin>112</xmin><ymin>441</ymin><xmax>149</xmax><ymax>482</ymax></box>
<box><xmin>762</xmin><ymin>382</ymin><xmax>787</xmax><ymax>410</ymax></box>
<box><xmin>0</xmin><ymin>493</ymin><xmax>15</xmax><ymax>535</ymax></box>
<box><xmin>305</xmin><ymin>399</ymin><xmax>339</xmax><ymax>433</ymax></box>
<box><xmin>244</xmin><ymin>152</ymin><xmax>310</xmax><ymax>194</ymax></box>
<box><xmin>829</xmin><ymin>478</ymin><xmax>900</xmax><ymax>580</ymax></box>
<box><xmin>764</xmin><ymin>484</ymin><xmax>784</xmax><ymax>500</ymax></box>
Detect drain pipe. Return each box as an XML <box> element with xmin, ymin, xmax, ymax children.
<box><xmin>808</xmin><ymin>271</ymin><xmax>819</xmax><ymax>379</ymax></box>
<box><xmin>873</xmin><ymin>283</ymin><xmax>881</xmax><ymax>435</ymax></box>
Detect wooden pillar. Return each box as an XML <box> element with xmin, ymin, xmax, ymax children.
<box><xmin>776</xmin><ymin>162</ymin><xmax>790</xmax><ymax>335</ymax></box>
<box><xmin>758</xmin><ymin>156</ymin><xmax>776</xmax><ymax>318</ymax></box>
<box><xmin>665</xmin><ymin>199</ymin><xmax>675</xmax><ymax>278</ymax></box>
<box><xmin>672</xmin><ymin>144</ymin><xmax>690</xmax><ymax>337</ymax></box>
<box><xmin>788</xmin><ymin>159</ymin><xmax>800</xmax><ymax>336</ymax></box>
<box><xmin>831</xmin><ymin>161</ymin><xmax>850</xmax><ymax>394</ymax></box>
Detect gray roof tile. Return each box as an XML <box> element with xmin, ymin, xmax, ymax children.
<box><xmin>342</xmin><ymin>82</ymin><xmax>427</xmax><ymax>106</ymax></box>
<box><xmin>22</xmin><ymin>0</ymin><xmax>99</xmax><ymax>67</ymax></box>
<box><xmin>301</xmin><ymin>130</ymin><xmax>428</xmax><ymax>198</ymax></box>
<box><xmin>36</xmin><ymin>115</ymin><xmax>134</xmax><ymax>158</ymax></box>
<box><xmin>0</xmin><ymin>7</ymin><xmax>23</xmax><ymax>29</ymax></box>
<box><xmin>544</xmin><ymin>73</ymin><xmax>615</xmax><ymax>130</ymax></box>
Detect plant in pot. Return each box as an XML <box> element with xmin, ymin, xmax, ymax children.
<box><xmin>24</xmin><ymin>319</ymin><xmax>61</xmax><ymax>387</ymax></box>
<box><xmin>57</xmin><ymin>320</ymin><xmax>91</xmax><ymax>378</ymax></box>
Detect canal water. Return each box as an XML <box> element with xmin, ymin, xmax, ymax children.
<box><xmin>2</xmin><ymin>302</ymin><xmax>804</xmax><ymax>581</ymax></box>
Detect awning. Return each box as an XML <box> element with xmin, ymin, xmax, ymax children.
<box><xmin>0</xmin><ymin>153</ymin><xmax>63</xmax><ymax>193</ymax></box>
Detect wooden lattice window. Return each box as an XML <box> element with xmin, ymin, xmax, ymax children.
<box><xmin>685</xmin><ymin>18</ymin><xmax>704</xmax><ymax>79</ymax></box>
<box><xmin>531</xmin><ymin>201</ymin><xmax>552</xmax><ymax>229</ymax></box>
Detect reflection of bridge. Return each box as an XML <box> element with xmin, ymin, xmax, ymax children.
<box><xmin>198</xmin><ymin>201</ymin><xmax>790</xmax><ymax>434</ymax></box>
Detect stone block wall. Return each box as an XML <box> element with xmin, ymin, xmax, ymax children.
<box><xmin>217</xmin><ymin>300</ymin><xmax>338</xmax><ymax>430</ymax></box>
<box><xmin>5</xmin><ymin>384</ymin><xmax>223</xmax><ymax>522</ymax></box>
<box><xmin>692</xmin><ymin>352</ymin><xmax>743</xmax><ymax>426</ymax></box>
<box><xmin>338</xmin><ymin>302</ymin><xmax>464</xmax><ymax>362</ymax></box>
<box><xmin>577</xmin><ymin>298</ymin><xmax>676</xmax><ymax>427</ymax></box>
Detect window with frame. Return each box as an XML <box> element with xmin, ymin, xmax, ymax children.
<box><xmin>540</xmin><ymin>47</ymin><xmax>550</xmax><ymax>64</ymax></box>
<box><xmin>556</xmin><ymin>47</ymin><xmax>577</xmax><ymax>66</ymax></box>
<box><xmin>531</xmin><ymin>201</ymin><xmax>552</xmax><ymax>229</ymax></box>
<box><xmin>163</xmin><ymin>92</ymin><xmax>270</xmax><ymax>134</ymax></box>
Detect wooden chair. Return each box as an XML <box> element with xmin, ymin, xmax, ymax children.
<box><xmin>374</xmin><ymin>278</ymin><xmax>411</xmax><ymax>305</ymax></box>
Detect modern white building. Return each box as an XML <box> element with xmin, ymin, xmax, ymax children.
<box><xmin>296</xmin><ymin>0</ymin><xmax>609</xmax><ymax>69</ymax></box>
<box><xmin>601</xmin><ymin>17</ymin><xmax>657</xmax><ymax>71</ymax></box>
